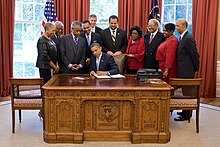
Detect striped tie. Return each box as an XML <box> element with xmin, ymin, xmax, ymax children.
<box><xmin>112</xmin><ymin>30</ymin><xmax>116</xmax><ymax>43</ymax></box>
<box><xmin>149</xmin><ymin>34</ymin><xmax>154</xmax><ymax>44</ymax></box>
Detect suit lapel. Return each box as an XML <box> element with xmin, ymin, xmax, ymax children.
<box><xmin>99</xmin><ymin>54</ymin><xmax>105</xmax><ymax>70</ymax></box>
<box><xmin>69</xmin><ymin>34</ymin><xmax>76</xmax><ymax>55</ymax></box>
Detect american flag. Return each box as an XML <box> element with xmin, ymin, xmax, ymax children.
<box><xmin>41</xmin><ymin>0</ymin><xmax>57</xmax><ymax>34</ymax></box>
<box><xmin>148</xmin><ymin>0</ymin><xmax>160</xmax><ymax>22</ymax></box>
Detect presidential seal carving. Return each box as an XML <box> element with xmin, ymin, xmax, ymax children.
<box><xmin>98</xmin><ymin>102</ymin><xmax>119</xmax><ymax>122</ymax></box>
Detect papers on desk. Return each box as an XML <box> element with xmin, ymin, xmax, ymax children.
<box><xmin>93</xmin><ymin>74</ymin><xmax>125</xmax><ymax>79</ymax></box>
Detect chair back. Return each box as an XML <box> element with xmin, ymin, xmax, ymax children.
<box><xmin>10</xmin><ymin>78</ymin><xmax>44</xmax><ymax>109</ymax></box>
<box><xmin>169</xmin><ymin>78</ymin><xmax>203</xmax><ymax>133</ymax></box>
<box><xmin>9</xmin><ymin>78</ymin><xmax>44</xmax><ymax>133</ymax></box>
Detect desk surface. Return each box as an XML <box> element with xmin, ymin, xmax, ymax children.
<box><xmin>43</xmin><ymin>74</ymin><xmax>172</xmax><ymax>90</ymax></box>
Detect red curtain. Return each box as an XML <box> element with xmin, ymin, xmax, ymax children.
<box><xmin>118</xmin><ymin>0</ymin><xmax>162</xmax><ymax>36</ymax></box>
<box><xmin>192</xmin><ymin>0</ymin><xmax>219</xmax><ymax>97</ymax></box>
<box><xmin>54</xmin><ymin>0</ymin><xmax>90</xmax><ymax>34</ymax></box>
<box><xmin>0</xmin><ymin>0</ymin><xmax>14</xmax><ymax>97</ymax></box>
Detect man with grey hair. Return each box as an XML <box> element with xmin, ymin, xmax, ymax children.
<box><xmin>144</xmin><ymin>18</ymin><xmax>165</xmax><ymax>69</ymax></box>
<box><xmin>51</xmin><ymin>21</ymin><xmax>64</xmax><ymax>73</ymax></box>
<box><xmin>89</xmin><ymin>14</ymin><xmax>102</xmax><ymax>34</ymax></box>
<box><xmin>59</xmin><ymin>21</ymin><xmax>86</xmax><ymax>74</ymax></box>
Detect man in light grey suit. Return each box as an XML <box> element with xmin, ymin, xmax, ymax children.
<box><xmin>60</xmin><ymin>21</ymin><xmax>86</xmax><ymax>74</ymax></box>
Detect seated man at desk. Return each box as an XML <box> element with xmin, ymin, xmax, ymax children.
<box><xmin>90</xmin><ymin>43</ymin><xmax>119</xmax><ymax>76</ymax></box>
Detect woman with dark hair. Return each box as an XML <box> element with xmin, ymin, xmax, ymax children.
<box><xmin>156</xmin><ymin>23</ymin><xmax>178</xmax><ymax>83</ymax></box>
<box><xmin>126</xmin><ymin>25</ymin><xmax>145</xmax><ymax>74</ymax></box>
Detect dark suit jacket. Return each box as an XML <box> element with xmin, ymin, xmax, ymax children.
<box><xmin>177</xmin><ymin>31</ymin><xmax>200</xmax><ymax>78</ymax></box>
<box><xmin>51</xmin><ymin>35</ymin><xmax>62</xmax><ymax>67</ymax></box>
<box><xmin>100</xmin><ymin>28</ymin><xmax>128</xmax><ymax>53</ymax></box>
<box><xmin>95</xmin><ymin>26</ymin><xmax>102</xmax><ymax>34</ymax></box>
<box><xmin>80</xmin><ymin>32</ymin><xmax>102</xmax><ymax>73</ymax></box>
<box><xmin>59</xmin><ymin>34</ymin><xmax>86</xmax><ymax>74</ymax></box>
<box><xmin>90</xmin><ymin>52</ymin><xmax>119</xmax><ymax>75</ymax></box>
<box><xmin>80</xmin><ymin>32</ymin><xmax>102</xmax><ymax>59</ymax></box>
<box><xmin>144</xmin><ymin>31</ymin><xmax>165</xmax><ymax>69</ymax></box>
<box><xmin>36</xmin><ymin>36</ymin><xmax>57</xmax><ymax>69</ymax></box>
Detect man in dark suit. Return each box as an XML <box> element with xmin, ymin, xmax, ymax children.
<box><xmin>89</xmin><ymin>14</ymin><xmax>102</xmax><ymax>34</ymax></box>
<box><xmin>100</xmin><ymin>15</ymin><xmax>128</xmax><ymax>56</ymax></box>
<box><xmin>174</xmin><ymin>19</ymin><xmax>200</xmax><ymax>121</ymax></box>
<box><xmin>81</xmin><ymin>20</ymin><xmax>102</xmax><ymax>74</ymax></box>
<box><xmin>59</xmin><ymin>21</ymin><xmax>86</xmax><ymax>74</ymax></box>
<box><xmin>144</xmin><ymin>19</ymin><xmax>165</xmax><ymax>69</ymax></box>
<box><xmin>51</xmin><ymin>21</ymin><xmax>64</xmax><ymax>73</ymax></box>
<box><xmin>90</xmin><ymin>43</ymin><xmax>119</xmax><ymax>76</ymax></box>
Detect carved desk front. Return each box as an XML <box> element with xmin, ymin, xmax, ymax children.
<box><xmin>42</xmin><ymin>74</ymin><xmax>172</xmax><ymax>144</ymax></box>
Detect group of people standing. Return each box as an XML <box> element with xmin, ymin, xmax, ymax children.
<box><xmin>36</xmin><ymin>15</ymin><xmax>200</xmax><ymax>121</ymax></box>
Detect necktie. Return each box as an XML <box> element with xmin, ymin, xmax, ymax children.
<box><xmin>179</xmin><ymin>36</ymin><xmax>182</xmax><ymax>41</ymax></box>
<box><xmin>74</xmin><ymin>37</ymin><xmax>78</xmax><ymax>45</ymax></box>
<box><xmin>112</xmin><ymin>30</ymin><xmax>116</xmax><ymax>43</ymax></box>
<box><xmin>149</xmin><ymin>33</ymin><xmax>154</xmax><ymax>44</ymax></box>
<box><xmin>87</xmin><ymin>35</ymin><xmax>90</xmax><ymax>46</ymax></box>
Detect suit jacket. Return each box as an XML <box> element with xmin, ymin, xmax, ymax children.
<box><xmin>90</xmin><ymin>52</ymin><xmax>119</xmax><ymax>75</ymax></box>
<box><xmin>94</xmin><ymin>26</ymin><xmax>102</xmax><ymax>34</ymax></box>
<box><xmin>80</xmin><ymin>32</ymin><xmax>102</xmax><ymax>59</ymax></box>
<box><xmin>100</xmin><ymin>28</ymin><xmax>128</xmax><ymax>53</ymax></box>
<box><xmin>59</xmin><ymin>34</ymin><xmax>86</xmax><ymax>74</ymax></box>
<box><xmin>36</xmin><ymin>36</ymin><xmax>57</xmax><ymax>69</ymax></box>
<box><xmin>51</xmin><ymin>35</ymin><xmax>63</xmax><ymax>67</ymax></box>
<box><xmin>177</xmin><ymin>31</ymin><xmax>200</xmax><ymax>78</ymax></box>
<box><xmin>126</xmin><ymin>37</ymin><xmax>145</xmax><ymax>70</ymax></box>
<box><xmin>156</xmin><ymin>35</ymin><xmax>178</xmax><ymax>82</ymax></box>
<box><xmin>144</xmin><ymin>31</ymin><xmax>165</xmax><ymax>69</ymax></box>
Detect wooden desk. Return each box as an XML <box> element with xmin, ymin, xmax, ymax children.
<box><xmin>42</xmin><ymin>74</ymin><xmax>172</xmax><ymax>144</ymax></box>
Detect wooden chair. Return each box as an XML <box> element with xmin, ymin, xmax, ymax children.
<box><xmin>169</xmin><ymin>78</ymin><xmax>203</xmax><ymax>133</ymax></box>
<box><xmin>9</xmin><ymin>78</ymin><xmax>44</xmax><ymax>133</ymax></box>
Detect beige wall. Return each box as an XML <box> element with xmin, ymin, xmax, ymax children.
<box><xmin>218</xmin><ymin>1</ymin><xmax>220</xmax><ymax>60</ymax></box>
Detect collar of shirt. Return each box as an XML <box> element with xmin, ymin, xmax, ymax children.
<box><xmin>180</xmin><ymin>30</ymin><xmax>187</xmax><ymax>39</ymax></box>
<box><xmin>151</xmin><ymin>30</ymin><xmax>158</xmax><ymax>38</ymax></box>
<box><xmin>91</xmin><ymin>27</ymin><xmax>95</xmax><ymax>33</ymax></box>
<box><xmin>86</xmin><ymin>32</ymin><xmax>92</xmax><ymax>38</ymax></box>
<box><xmin>110</xmin><ymin>28</ymin><xmax>117</xmax><ymax>35</ymax></box>
<box><xmin>71</xmin><ymin>33</ymin><xmax>78</xmax><ymax>40</ymax></box>
<box><xmin>96</xmin><ymin>52</ymin><xmax>102</xmax><ymax>60</ymax></box>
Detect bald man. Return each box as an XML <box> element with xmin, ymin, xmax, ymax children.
<box><xmin>174</xmin><ymin>19</ymin><xmax>200</xmax><ymax>121</ymax></box>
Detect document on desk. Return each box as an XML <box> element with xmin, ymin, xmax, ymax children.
<box><xmin>93</xmin><ymin>74</ymin><xmax>125</xmax><ymax>79</ymax></box>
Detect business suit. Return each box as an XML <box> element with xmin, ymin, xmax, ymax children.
<box><xmin>59</xmin><ymin>34</ymin><xmax>86</xmax><ymax>74</ymax></box>
<box><xmin>100</xmin><ymin>28</ymin><xmax>128</xmax><ymax>53</ymax></box>
<box><xmin>80</xmin><ymin>32</ymin><xmax>102</xmax><ymax>73</ymax></box>
<box><xmin>90</xmin><ymin>52</ymin><xmax>119</xmax><ymax>75</ymax></box>
<box><xmin>51</xmin><ymin>35</ymin><xmax>62</xmax><ymax>73</ymax></box>
<box><xmin>177</xmin><ymin>31</ymin><xmax>200</xmax><ymax>78</ymax></box>
<box><xmin>177</xmin><ymin>31</ymin><xmax>200</xmax><ymax>119</ymax></box>
<box><xmin>144</xmin><ymin>31</ymin><xmax>165</xmax><ymax>69</ymax></box>
<box><xmin>94</xmin><ymin>26</ymin><xmax>102</xmax><ymax>34</ymax></box>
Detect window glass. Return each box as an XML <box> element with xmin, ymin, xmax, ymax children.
<box><xmin>162</xmin><ymin>0</ymin><xmax>192</xmax><ymax>35</ymax></box>
<box><xmin>90</xmin><ymin>0</ymin><xmax>118</xmax><ymax>29</ymax></box>
<box><xmin>14</xmin><ymin>0</ymin><xmax>44</xmax><ymax>77</ymax></box>
<box><xmin>14</xmin><ymin>0</ymin><xmax>119</xmax><ymax>77</ymax></box>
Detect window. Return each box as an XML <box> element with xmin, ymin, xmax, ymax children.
<box><xmin>14</xmin><ymin>0</ymin><xmax>45</xmax><ymax>77</ymax></box>
<box><xmin>90</xmin><ymin>0</ymin><xmax>118</xmax><ymax>29</ymax></box>
<box><xmin>162</xmin><ymin>0</ymin><xmax>192</xmax><ymax>35</ymax></box>
<box><xmin>13</xmin><ymin>0</ymin><xmax>118</xmax><ymax>78</ymax></box>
